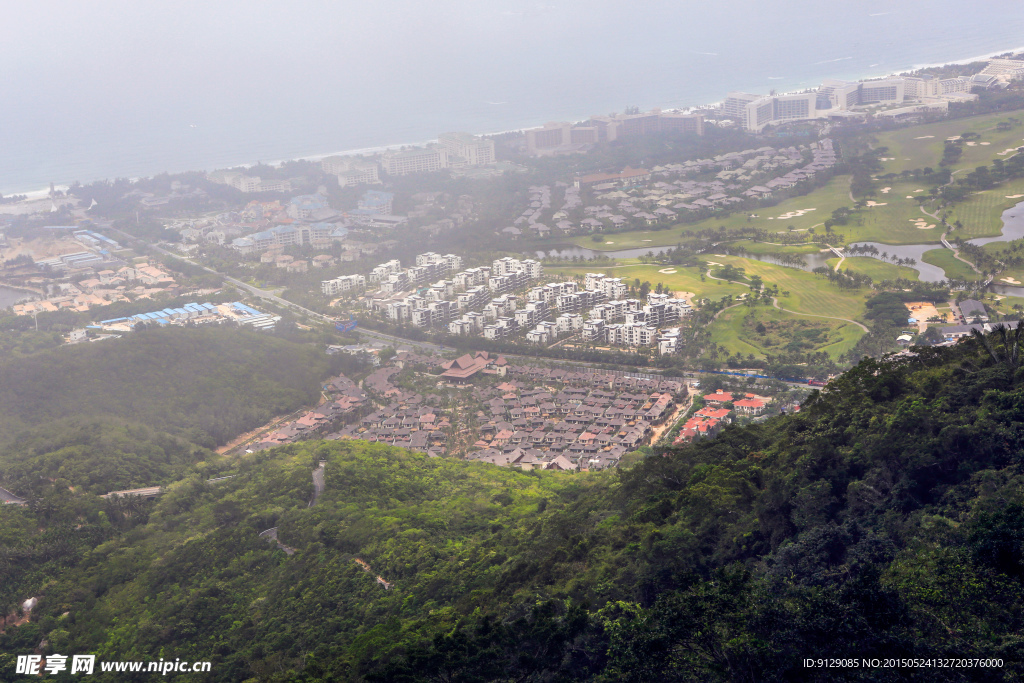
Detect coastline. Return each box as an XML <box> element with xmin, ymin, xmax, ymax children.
<box><xmin>5</xmin><ymin>43</ymin><xmax>1024</xmax><ymax>200</ymax></box>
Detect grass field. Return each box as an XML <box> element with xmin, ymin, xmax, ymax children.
<box><xmin>826</xmin><ymin>256</ymin><xmax>920</xmax><ymax>281</ymax></box>
<box><xmin>921</xmin><ymin>248</ymin><xmax>982</xmax><ymax>281</ymax></box>
<box><xmin>564</xmin><ymin>175</ymin><xmax>855</xmax><ymax>251</ymax></box>
<box><xmin>710</xmin><ymin>305</ymin><xmax>864</xmax><ymax>360</ymax></box>
<box><xmin>711</xmin><ymin>256</ymin><xmax>870</xmax><ymax>321</ymax></box>
<box><xmin>945</xmin><ymin>177</ymin><xmax>1024</xmax><ymax>238</ymax></box>
<box><xmin>839</xmin><ymin>181</ymin><xmax>947</xmax><ymax>244</ymax></box>
<box><xmin>988</xmin><ymin>293</ymin><xmax>1024</xmax><ymax>317</ymax></box>
<box><xmin>872</xmin><ymin>112</ymin><xmax>1024</xmax><ymax>174</ymax></box>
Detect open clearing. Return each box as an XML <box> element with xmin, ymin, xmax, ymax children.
<box><xmin>711</xmin><ymin>305</ymin><xmax>864</xmax><ymax>360</ymax></box>
<box><xmin>921</xmin><ymin>248</ymin><xmax>982</xmax><ymax>281</ymax></box>
<box><xmin>872</xmin><ymin>112</ymin><xmax>1024</xmax><ymax>174</ymax></box>
<box><xmin>827</xmin><ymin>256</ymin><xmax>920</xmax><ymax>282</ymax></box>
<box><xmin>711</xmin><ymin>256</ymin><xmax>870</xmax><ymax>321</ymax></box>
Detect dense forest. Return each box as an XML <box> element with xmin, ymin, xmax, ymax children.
<box><xmin>4</xmin><ymin>332</ymin><xmax>1024</xmax><ymax>680</ymax></box>
<box><xmin>0</xmin><ymin>327</ymin><xmax>331</xmax><ymax>448</ymax></box>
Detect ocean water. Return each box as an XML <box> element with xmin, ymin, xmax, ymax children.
<box><xmin>0</xmin><ymin>286</ymin><xmax>31</xmax><ymax>310</ymax></box>
<box><xmin>1</xmin><ymin>0</ymin><xmax>1023</xmax><ymax>195</ymax></box>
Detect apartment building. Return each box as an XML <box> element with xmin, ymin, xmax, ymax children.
<box><xmin>528</xmin><ymin>281</ymin><xmax>578</xmax><ymax>306</ymax></box>
<box><xmin>322</xmin><ymin>156</ymin><xmax>381</xmax><ymax>187</ymax></box>
<box><xmin>585</xmin><ymin>273</ymin><xmax>628</xmax><ymax>300</ymax></box>
<box><xmin>514</xmin><ymin>300</ymin><xmax>548</xmax><ymax>327</ymax></box>
<box><xmin>524</xmin><ymin>110</ymin><xmax>702</xmax><ymax>155</ymax></box>
<box><xmin>418</xmin><ymin>252</ymin><xmax>463</xmax><ymax>271</ymax></box>
<box><xmin>483</xmin><ymin>317</ymin><xmax>519</xmax><ymax>340</ymax></box>
<box><xmin>453</xmin><ymin>267</ymin><xmax>491</xmax><ymax>288</ymax></box>
<box><xmin>582</xmin><ymin>318</ymin><xmax>605</xmax><ymax>341</ymax></box>
<box><xmin>483</xmin><ymin>295</ymin><xmax>517</xmax><ymax>320</ymax></box>
<box><xmin>370</xmin><ymin>260</ymin><xmax>403</xmax><ymax>281</ymax></box>
<box><xmin>411</xmin><ymin>300</ymin><xmax>458</xmax><ymax>328</ymax></box>
<box><xmin>457</xmin><ymin>285</ymin><xmax>490</xmax><ymax>311</ymax></box>
<box><xmin>556</xmin><ymin>313</ymin><xmax>584</xmax><ymax>334</ymax></box>
<box><xmin>382</xmin><ymin>147</ymin><xmax>449</xmax><ymax>176</ymax></box>
<box><xmin>438</xmin><ymin>132</ymin><xmax>496</xmax><ymax>166</ymax></box>
<box><xmin>321</xmin><ymin>274</ymin><xmax>366</xmax><ymax>296</ymax></box>
<box><xmin>357</xmin><ymin>190</ymin><xmax>394</xmax><ymax>215</ymax></box>
<box><xmin>526</xmin><ymin>321</ymin><xmax>558</xmax><ymax>345</ymax></box>
<box><xmin>557</xmin><ymin>290</ymin><xmax>600</xmax><ymax>315</ymax></box>
<box><xmin>605</xmin><ymin>322</ymin><xmax>655</xmax><ymax>347</ymax></box>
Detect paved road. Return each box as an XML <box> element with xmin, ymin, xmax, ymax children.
<box><xmin>309</xmin><ymin>462</ymin><xmax>325</xmax><ymax>508</ymax></box>
<box><xmin>0</xmin><ymin>486</ymin><xmax>26</xmax><ymax>505</ymax></box>
<box><xmin>258</xmin><ymin>527</ymin><xmax>296</xmax><ymax>555</ymax></box>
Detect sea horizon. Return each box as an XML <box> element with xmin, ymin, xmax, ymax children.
<box><xmin>3</xmin><ymin>22</ymin><xmax>1024</xmax><ymax>199</ymax></box>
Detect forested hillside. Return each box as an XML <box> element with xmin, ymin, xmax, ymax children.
<box><xmin>5</xmin><ymin>334</ymin><xmax>1024</xmax><ymax>681</ymax></box>
<box><xmin>0</xmin><ymin>327</ymin><xmax>330</xmax><ymax>447</ymax></box>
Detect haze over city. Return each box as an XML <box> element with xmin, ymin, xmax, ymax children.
<box><xmin>2</xmin><ymin>0</ymin><xmax>1023</xmax><ymax>193</ymax></box>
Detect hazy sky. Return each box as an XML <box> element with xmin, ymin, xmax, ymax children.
<box><xmin>2</xmin><ymin>1</ymin><xmax>1023</xmax><ymax>192</ymax></box>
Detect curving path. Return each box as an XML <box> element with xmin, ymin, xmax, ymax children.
<box><xmin>258</xmin><ymin>527</ymin><xmax>296</xmax><ymax>555</ymax></box>
<box><xmin>771</xmin><ymin>297</ymin><xmax>869</xmax><ymax>332</ymax></box>
<box><xmin>309</xmin><ymin>461</ymin><xmax>326</xmax><ymax>508</ymax></box>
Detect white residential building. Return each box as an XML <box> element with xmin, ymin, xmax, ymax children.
<box><xmin>321</xmin><ymin>274</ymin><xmax>366</xmax><ymax>295</ymax></box>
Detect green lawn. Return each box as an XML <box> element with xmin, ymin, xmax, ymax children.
<box><xmin>728</xmin><ymin>240</ymin><xmax>824</xmax><ymax>255</ymax></box>
<box><xmin>826</xmin><ymin>256</ymin><xmax>920</xmax><ymax>282</ymax></box>
<box><xmin>872</xmin><ymin>111</ymin><xmax>1024</xmax><ymax>174</ymax></box>
<box><xmin>710</xmin><ymin>305</ymin><xmax>864</xmax><ymax>360</ymax></box>
<box><xmin>921</xmin><ymin>248</ymin><xmax>982</xmax><ymax>281</ymax></box>
<box><xmin>566</xmin><ymin>175</ymin><xmax>855</xmax><ymax>251</ymax></box>
<box><xmin>711</xmin><ymin>256</ymin><xmax>871</xmax><ymax>322</ymax></box>
<box><xmin>945</xmin><ymin>177</ymin><xmax>1024</xmax><ymax>239</ymax></box>
<box><xmin>988</xmin><ymin>293</ymin><xmax>1024</xmax><ymax>317</ymax></box>
<box><xmin>838</xmin><ymin>181</ymin><xmax>946</xmax><ymax>245</ymax></box>
<box><xmin>983</xmin><ymin>239</ymin><xmax>1024</xmax><ymax>284</ymax></box>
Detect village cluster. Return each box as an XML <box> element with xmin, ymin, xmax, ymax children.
<box><xmin>3</xmin><ymin>228</ymin><xmax>188</xmax><ymax>316</ymax></box>
<box><xmin>248</xmin><ymin>348</ymin><xmax>693</xmax><ymax>471</ymax></box>
<box><xmin>504</xmin><ymin>140</ymin><xmax>836</xmax><ymax>239</ymax></box>
<box><xmin>672</xmin><ymin>389</ymin><xmax>774</xmax><ymax>446</ymax></box>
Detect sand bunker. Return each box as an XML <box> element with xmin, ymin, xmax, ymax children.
<box><xmin>642</xmin><ymin>239</ymin><xmax>652</xmax><ymax>242</ymax></box>
<box><xmin>981</xmin><ymin>142</ymin><xmax>991</xmax><ymax>145</ymax></box>
<box><xmin>906</xmin><ymin>196</ymin><xmax>915</xmax><ymax>199</ymax></box>
<box><xmin>1006</xmin><ymin>194</ymin><xmax>1024</xmax><ymax>199</ymax></box>
<box><xmin>1001</xmin><ymin>277</ymin><xmax>1022</xmax><ymax>285</ymax></box>
<box><xmin>997</xmin><ymin>148</ymin><xmax>1020</xmax><ymax>155</ymax></box>
<box><xmin>914</xmin><ymin>189</ymin><xmax>924</xmax><ymax>192</ymax></box>
<box><xmin>966</xmin><ymin>141</ymin><xmax>977</xmax><ymax>146</ymax></box>
<box><xmin>947</xmin><ymin>136</ymin><xmax>962</xmax><ymax>141</ymax></box>
<box><xmin>914</xmin><ymin>135</ymin><xmax>935</xmax><ymax>139</ymax></box>
<box><xmin>658</xmin><ymin>268</ymin><xmax>677</xmax><ymax>274</ymax></box>
<box><xmin>706</xmin><ymin>261</ymin><xmax>724</xmax><ymax>267</ymax></box>
<box><xmin>865</xmin><ymin>201</ymin><xmax>888</xmax><ymax>207</ymax></box>
<box><xmin>774</xmin><ymin>208</ymin><xmax>816</xmax><ymax>220</ymax></box>
<box><xmin>880</xmin><ymin>187</ymin><xmax>892</xmax><ymax>193</ymax></box>
<box><xmin>878</xmin><ymin>157</ymin><xmax>895</xmax><ymax>161</ymax></box>
<box><xmin>908</xmin><ymin>218</ymin><xmax>935</xmax><ymax>229</ymax></box>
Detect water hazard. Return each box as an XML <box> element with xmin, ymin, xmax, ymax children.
<box><xmin>539</xmin><ymin>200</ymin><xmax>1024</xmax><ymax>290</ymax></box>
